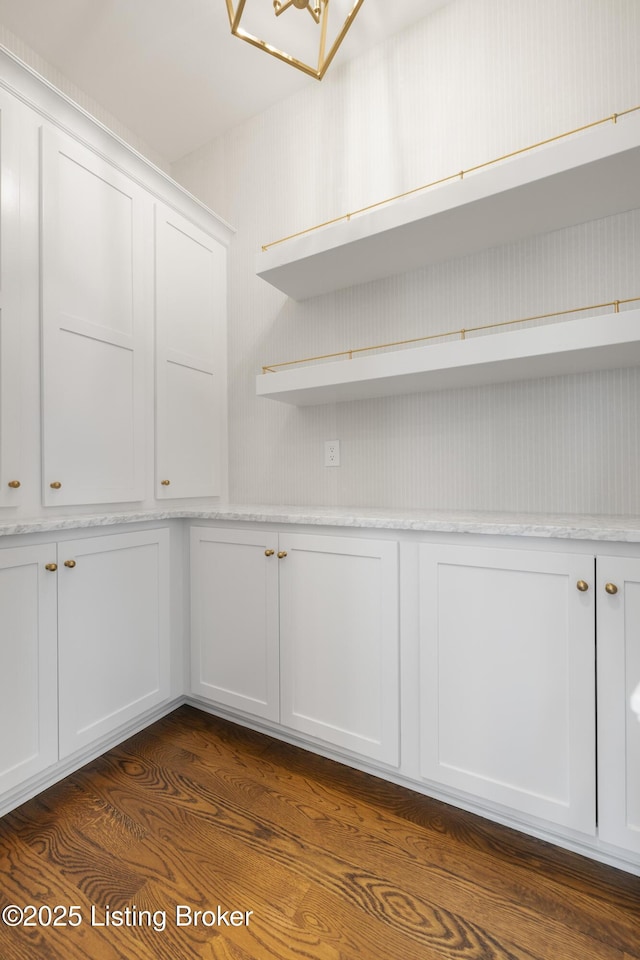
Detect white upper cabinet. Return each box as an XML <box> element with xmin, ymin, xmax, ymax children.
<box><xmin>0</xmin><ymin>48</ymin><xmax>233</xmax><ymax>514</ymax></box>
<box><xmin>155</xmin><ymin>204</ymin><xmax>227</xmax><ymax>499</ymax></box>
<box><xmin>40</xmin><ymin>129</ymin><xmax>150</xmax><ymax>506</ymax></box>
<box><xmin>0</xmin><ymin>92</ymin><xmax>25</xmax><ymax>505</ymax></box>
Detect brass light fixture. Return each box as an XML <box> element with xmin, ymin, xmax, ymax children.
<box><xmin>225</xmin><ymin>0</ymin><xmax>365</xmax><ymax>80</ymax></box>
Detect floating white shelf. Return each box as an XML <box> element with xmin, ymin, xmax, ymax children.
<box><xmin>256</xmin><ymin>110</ymin><xmax>640</xmax><ymax>301</ymax></box>
<box><xmin>256</xmin><ymin>309</ymin><xmax>640</xmax><ymax>405</ymax></box>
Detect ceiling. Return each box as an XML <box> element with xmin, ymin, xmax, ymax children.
<box><xmin>0</xmin><ymin>0</ymin><xmax>448</xmax><ymax>163</ymax></box>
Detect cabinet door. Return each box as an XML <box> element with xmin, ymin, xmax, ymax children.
<box><xmin>0</xmin><ymin>93</ymin><xmax>24</xmax><ymax>505</ymax></box>
<box><xmin>597</xmin><ymin>556</ymin><xmax>640</xmax><ymax>854</ymax></box>
<box><xmin>279</xmin><ymin>533</ymin><xmax>399</xmax><ymax>766</ymax></box>
<box><xmin>155</xmin><ymin>205</ymin><xmax>227</xmax><ymax>499</ymax></box>
<box><xmin>41</xmin><ymin>129</ymin><xmax>149</xmax><ymax>506</ymax></box>
<box><xmin>0</xmin><ymin>544</ymin><xmax>58</xmax><ymax>794</ymax></box>
<box><xmin>190</xmin><ymin>527</ymin><xmax>279</xmax><ymax>721</ymax></box>
<box><xmin>57</xmin><ymin>529</ymin><xmax>170</xmax><ymax>758</ymax></box>
<box><xmin>419</xmin><ymin>545</ymin><xmax>595</xmax><ymax>833</ymax></box>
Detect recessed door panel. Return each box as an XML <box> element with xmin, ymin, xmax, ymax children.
<box><xmin>57</xmin><ymin>529</ymin><xmax>170</xmax><ymax>758</ymax></box>
<box><xmin>155</xmin><ymin>204</ymin><xmax>226</xmax><ymax>499</ymax></box>
<box><xmin>56</xmin><ymin>153</ymin><xmax>134</xmax><ymax>337</ymax></box>
<box><xmin>419</xmin><ymin>544</ymin><xmax>595</xmax><ymax>833</ymax></box>
<box><xmin>0</xmin><ymin>94</ymin><xmax>24</xmax><ymax>505</ymax></box>
<box><xmin>0</xmin><ymin>545</ymin><xmax>58</xmax><ymax>792</ymax></box>
<box><xmin>41</xmin><ymin>129</ymin><xmax>148</xmax><ymax>505</ymax></box>
<box><xmin>279</xmin><ymin>533</ymin><xmax>399</xmax><ymax>765</ymax></box>
<box><xmin>161</xmin><ymin>361</ymin><xmax>219</xmax><ymax>497</ymax></box>
<box><xmin>597</xmin><ymin>556</ymin><xmax>640</xmax><ymax>853</ymax></box>
<box><xmin>190</xmin><ymin>527</ymin><xmax>279</xmax><ymax>721</ymax></box>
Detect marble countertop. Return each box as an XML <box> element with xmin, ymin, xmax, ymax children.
<box><xmin>1</xmin><ymin>504</ymin><xmax>640</xmax><ymax>541</ymax></box>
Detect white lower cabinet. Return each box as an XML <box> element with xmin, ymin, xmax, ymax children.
<box><xmin>0</xmin><ymin>528</ymin><xmax>171</xmax><ymax>803</ymax></box>
<box><xmin>0</xmin><ymin>544</ymin><xmax>58</xmax><ymax>794</ymax></box>
<box><xmin>190</xmin><ymin>527</ymin><xmax>400</xmax><ymax>766</ymax></box>
<box><xmin>57</xmin><ymin>529</ymin><xmax>171</xmax><ymax>758</ymax></box>
<box><xmin>2</xmin><ymin>519</ymin><xmax>639</xmax><ymax>874</ymax></box>
<box><xmin>597</xmin><ymin>556</ymin><xmax>640</xmax><ymax>855</ymax></box>
<box><xmin>190</xmin><ymin>526</ymin><xmax>280</xmax><ymax>721</ymax></box>
<box><xmin>279</xmin><ymin>532</ymin><xmax>399</xmax><ymax>765</ymax></box>
<box><xmin>418</xmin><ymin>544</ymin><xmax>596</xmax><ymax>834</ymax></box>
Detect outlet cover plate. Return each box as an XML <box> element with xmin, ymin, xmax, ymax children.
<box><xmin>324</xmin><ymin>440</ymin><xmax>340</xmax><ymax>467</ymax></box>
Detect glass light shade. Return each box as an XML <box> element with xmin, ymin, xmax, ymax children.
<box><xmin>225</xmin><ymin>0</ymin><xmax>365</xmax><ymax>79</ymax></box>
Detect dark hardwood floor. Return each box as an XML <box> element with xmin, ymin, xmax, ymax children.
<box><xmin>0</xmin><ymin>706</ymin><xmax>638</xmax><ymax>959</ymax></box>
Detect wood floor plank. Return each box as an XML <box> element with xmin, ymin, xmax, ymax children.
<box><xmin>0</xmin><ymin>705</ymin><xmax>638</xmax><ymax>960</ymax></box>
<box><xmin>254</xmin><ymin>726</ymin><xmax>640</xmax><ymax>907</ymax></box>
<box><xmin>67</xmin><ymin>722</ymin><xmax>640</xmax><ymax>959</ymax></box>
<box><xmin>131</xmin><ymin>714</ymin><xmax>640</xmax><ymax>959</ymax></box>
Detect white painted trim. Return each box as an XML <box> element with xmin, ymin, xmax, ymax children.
<box><xmin>0</xmin><ymin>44</ymin><xmax>235</xmax><ymax>245</ymax></box>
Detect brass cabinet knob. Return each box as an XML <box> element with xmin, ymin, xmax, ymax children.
<box><xmin>264</xmin><ymin>549</ymin><xmax>275</xmax><ymax>557</ymax></box>
<box><xmin>50</xmin><ymin>481</ymin><xmax>62</xmax><ymax>489</ymax></box>
<box><xmin>277</xmin><ymin>551</ymin><xmax>287</xmax><ymax>559</ymax></box>
<box><xmin>576</xmin><ymin>580</ymin><xmax>589</xmax><ymax>592</ymax></box>
<box><xmin>605</xmin><ymin>582</ymin><xmax>618</xmax><ymax>595</ymax></box>
<box><xmin>45</xmin><ymin>563</ymin><xmax>58</xmax><ymax>572</ymax></box>
<box><xmin>160</xmin><ymin>479</ymin><xmax>171</xmax><ymax>486</ymax></box>
<box><xmin>7</xmin><ymin>480</ymin><xmax>21</xmax><ymax>489</ymax></box>
<box><xmin>64</xmin><ymin>559</ymin><xmax>77</xmax><ymax>569</ymax></box>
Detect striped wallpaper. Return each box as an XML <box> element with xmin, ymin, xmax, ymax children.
<box><xmin>173</xmin><ymin>0</ymin><xmax>640</xmax><ymax>515</ymax></box>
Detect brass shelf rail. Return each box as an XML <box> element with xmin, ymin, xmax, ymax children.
<box><xmin>260</xmin><ymin>104</ymin><xmax>640</xmax><ymax>253</ymax></box>
<box><xmin>261</xmin><ymin>297</ymin><xmax>640</xmax><ymax>374</ymax></box>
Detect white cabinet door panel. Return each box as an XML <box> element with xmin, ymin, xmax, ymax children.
<box><xmin>597</xmin><ymin>556</ymin><xmax>640</xmax><ymax>853</ymax></box>
<box><xmin>279</xmin><ymin>533</ymin><xmax>399</xmax><ymax>766</ymax></box>
<box><xmin>58</xmin><ymin>529</ymin><xmax>170</xmax><ymax>758</ymax></box>
<box><xmin>190</xmin><ymin>527</ymin><xmax>279</xmax><ymax>721</ymax></box>
<box><xmin>0</xmin><ymin>544</ymin><xmax>58</xmax><ymax>793</ymax></box>
<box><xmin>0</xmin><ymin>93</ymin><xmax>24</xmax><ymax>505</ymax></box>
<box><xmin>161</xmin><ymin>361</ymin><xmax>219</xmax><ymax>494</ymax></box>
<box><xmin>419</xmin><ymin>545</ymin><xmax>595</xmax><ymax>833</ymax></box>
<box><xmin>156</xmin><ymin>206</ymin><xmax>226</xmax><ymax>499</ymax></box>
<box><xmin>41</xmin><ymin>129</ymin><xmax>148</xmax><ymax>506</ymax></box>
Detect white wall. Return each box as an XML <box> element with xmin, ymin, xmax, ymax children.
<box><xmin>173</xmin><ymin>0</ymin><xmax>640</xmax><ymax>516</ymax></box>
<box><xmin>0</xmin><ymin>25</ymin><xmax>170</xmax><ymax>172</ymax></box>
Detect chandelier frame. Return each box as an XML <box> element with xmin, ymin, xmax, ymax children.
<box><xmin>225</xmin><ymin>0</ymin><xmax>365</xmax><ymax>80</ymax></box>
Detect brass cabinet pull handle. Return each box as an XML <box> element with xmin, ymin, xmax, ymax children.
<box><xmin>50</xmin><ymin>481</ymin><xmax>62</xmax><ymax>489</ymax></box>
<box><xmin>265</xmin><ymin>549</ymin><xmax>275</xmax><ymax>557</ymax></box>
<box><xmin>160</xmin><ymin>479</ymin><xmax>171</xmax><ymax>486</ymax></box>
<box><xmin>64</xmin><ymin>560</ymin><xmax>77</xmax><ymax>569</ymax></box>
<box><xmin>605</xmin><ymin>582</ymin><xmax>618</xmax><ymax>595</ymax></box>
<box><xmin>277</xmin><ymin>551</ymin><xmax>287</xmax><ymax>559</ymax></box>
<box><xmin>7</xmin><ymin>480</ymin><xmax>21</xmax><ymax>489</ymax></box>
<box><xmin>576</xmin><ymin>580</ymin><xmax>589</xmax><ymax>592</ymax></box>
<box><xmin>45</xmin><ymin>563</ymin><xmax>58</xmax><ymax>572</ymax></box>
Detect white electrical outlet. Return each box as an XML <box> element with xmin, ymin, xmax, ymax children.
<box><xmin>324</xmin><ymin>440</ymin><xmax>340</xmax><ymax>467</ymax></box>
